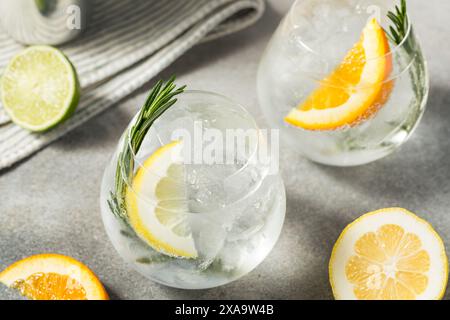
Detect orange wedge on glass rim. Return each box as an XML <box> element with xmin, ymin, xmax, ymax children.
<box><xmin>0</xmin><ymin>254</ymin><xmax>109</xmax><ymax>300</ymax></box>
<box><xmin>285</xmin><ymin>18</ymin><xmax>394</xmax><ymax>131</ymax></box>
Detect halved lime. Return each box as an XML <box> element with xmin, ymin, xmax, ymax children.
<box><xmin>0</xmin><ymin>46</ymin><xmax>80</xmax><ymax>132</ymax></box>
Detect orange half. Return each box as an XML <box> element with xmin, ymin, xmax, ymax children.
<box><xmin>0</xmin><ymin>254</ymin><xmax>109</xmax><ymax>300</ymax></box>
<box><xmin>285</xmin><ymin>19</ymin><xmax>393</xmax><ymax>131</ymax></box>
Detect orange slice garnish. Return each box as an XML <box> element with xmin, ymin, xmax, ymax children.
<box><xmin>0</xmin><ymin>254</ymin><xmax>109</xmax><ymax>300</ymax></box>
<box><xmin>285</xmin><ymin>18</ymin><xmax>393</xmax><ymax>130</ymax></box>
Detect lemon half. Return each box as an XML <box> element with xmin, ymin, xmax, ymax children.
<box><xmin>329</xmin><ymin>208</ymin><xmax>448</xmax><ymax>300</ymax></box>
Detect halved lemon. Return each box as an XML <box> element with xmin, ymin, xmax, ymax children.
<box><xmin>126</xmin><ymin>141</ymin><xmax>197</xmax><ymax>258</ymax></box>
<box><xmin>285</xmin><ymin>18</ymin><xmax>393</xmax><ymax>130</ymax></box>
<box><xmin>329</xmin><ymin>208</ymin><xmax>448</xmax><ymax>300</ymax></box>
<box><xmin>0</xmin><ymin>254</ymin><xmax>108</xmax><ymax>300</ymax></box>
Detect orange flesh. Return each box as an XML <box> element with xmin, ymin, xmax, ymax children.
<box><xmin>12</xmin><ymin>272</ymin><xmax>87</xmax><ymax>300</ymax></box>
<box><xmin>285</xmin><ymin>19</ymin><xmax>394</xmax><ymax>130</ymax></box>
<box><xmin>301</xmin><ymin>42</ymin><xmax>366</xmax><ymax>111</ymax></box>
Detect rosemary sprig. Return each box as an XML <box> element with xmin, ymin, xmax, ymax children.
<box><xmin>108</xmin><ymin>77</ymin><xmax>186</xmax><ymax>224</ymax></box>
<box><xmin>387</xmin><ymin>0</ymin><xmax>419</xmax><ymax>59</ymax></box>
<box><xmin>386</xmin><ymin>0</ymin><xmax>409</xmax><ymax>47</ymax></box>
<box><xmin>386</xmin><ymin>0</ymin><xmax>427</xmax><ymax>131</ymax></box>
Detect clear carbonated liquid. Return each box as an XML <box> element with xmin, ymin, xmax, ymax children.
<box><xmin>100</xmin><ymin>94</ymin><xmax>286</xmax><ymax>289</ymax></box>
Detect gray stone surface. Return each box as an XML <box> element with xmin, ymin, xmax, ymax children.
<box><xmin>1</xmin><ymin>0</ymin><xmax>449</xmax><ymax>300</ymax></box>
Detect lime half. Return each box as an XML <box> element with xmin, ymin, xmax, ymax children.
<box><xmin>0</xmin><ymin>46</ymin><xmax>80</xmax><ymax>132</ymax></box>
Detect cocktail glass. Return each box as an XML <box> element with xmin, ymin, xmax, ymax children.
<box><xmin>257</xmin><ymin>0</ymin><xmax>428</xmax><ymax>166</ymax></box>
<box><xmin>100</xmin><ymin>90</ymin><xmax>286</xmax><ymax>289</ymax></box>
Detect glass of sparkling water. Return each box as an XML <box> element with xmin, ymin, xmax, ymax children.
<box><xmin>100</xmin><ymin>90</ymin><xmax>286</xmax><ymax>289</ymax></box>
<box><xmin>257</xmin><ymin>0</ymin><xmax>428</xmax><ymax>166</ymax></box>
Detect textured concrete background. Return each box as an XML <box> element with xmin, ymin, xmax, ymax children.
<box><xmin>1</xmin><ymin>0</ymin><xmax>449</xmax><ymax>300</ymax></box>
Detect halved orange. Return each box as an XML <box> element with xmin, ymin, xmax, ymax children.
<box><xmin>0</xmin><ymin>254</ymin><xmax>109</xmax><ymax>300</ymax></box>
<box><xmin>285</xmin><ymin>18</ymin><xmax>393</xmax><ymax>130</ymax></box>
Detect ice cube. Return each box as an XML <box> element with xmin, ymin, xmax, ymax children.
<box><xmin>217</xmin><ymin>242</ymin><xmax>243</xmax><ymax>272</ymax></box>
<box><xmin>190</xmin><ymin>216</ymin><xmax>227</xmax><ymax>270</ymax></box>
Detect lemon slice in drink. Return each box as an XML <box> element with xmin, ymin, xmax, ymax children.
<box><xmin>329</xmin><ymin>208</ymin><xmax>448</xmax><ymax>300</ymax></box>
<box><xmin>126</xmin><ymin>141</ymin><xmax>197</xmax><ymax>258</ymax></box>
<box><xmin>0</xmin><ymin>46</ymin><xmax>80</xmax><ymax>132</ymax></box>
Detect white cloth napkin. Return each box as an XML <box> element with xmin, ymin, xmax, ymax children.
<box><xmin>0</xmin><ymin>0</ymin><xmax>265</xmax><ymax>170</ymax></box>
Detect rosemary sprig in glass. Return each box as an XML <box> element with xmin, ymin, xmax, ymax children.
<box><xmin>107</xmin><ymin>79</ymin><xmax>241</xmax><ymax>273</ymax></box>
<box><xmin>386</xmin><ymin>0</ymin><xmax>409</xmax><ymax>48</ymax></box>
<box><xmin>107</xmin><ymin>77</ymin><xmax>186</xmax><ymax>225</ymax></box>
<box><xmin>386</xmin><ymin>0</ymin><xmax>426</xmax><ymax>107</ymax></box>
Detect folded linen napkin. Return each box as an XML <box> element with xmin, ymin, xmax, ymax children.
<box><xmin>0</xmin><ymin>0</ymin><xmax>265</xmax><ymax>170</ymax></box>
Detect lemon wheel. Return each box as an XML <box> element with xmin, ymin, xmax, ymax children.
<box><xmin>126</xmin><ymin>141</ymin><xmax>198</xmax><ymax>258</ymax></box>
<box><xmin>329</xmin><ymin>208</ymin><xmax>448</xmax><ymax>300</ymax></box>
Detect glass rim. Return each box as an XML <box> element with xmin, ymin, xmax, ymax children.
<box><xmin>119</xmin><ymin>166</ymin><xmax>268</xmax><ymax>215</ymax></box>
<box><xmin>118</xmin><ymin>90</ymin><xmax>274</xmax><ymax>211</ymax></box>
<box><xmin>125</xmin><ymin>90</ymin><xmax>263</xmax><ymax>184</ymax></box>
<box><xmin>298</xmin><ymin>54</ymin><xmax>416</xmax><ymax>90</ymax></box>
